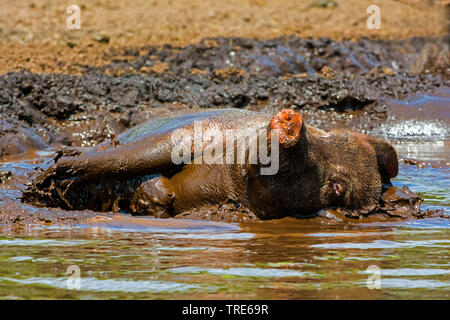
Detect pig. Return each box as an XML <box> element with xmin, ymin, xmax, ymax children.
<box><xmin>23</xmin><ymin>108</ymin><xmax>398</xmax><ymax>219</ymax></box>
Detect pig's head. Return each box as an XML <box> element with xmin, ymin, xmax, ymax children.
<box><xmin>248</xmin><ymin>109</ymin><xmax>398</xmax><ymax>218</ymax></box>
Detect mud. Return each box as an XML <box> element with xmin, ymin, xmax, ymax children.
<box><xmin>96</xmin><ymin>35</ymin><xmax>449</xmax><ymax>78</ymax></box>
<box><xmin>1</xmin><ymin>35</ymin><xmax>449</xmax><ymax>225</ymax></box>
<box><xmin>402</xmin><ymin>158</ymin><xmax>450</xmax><ymax>169</ymax></box>
<box><xmin>1</xmin><ymin>0</ymin><xmax>448</xmax><ymax>75</ymax></box>
<box><xmin>1</xmin><ymin>36</ymin><xmax>449</xmax><ymax>158</ymax></box>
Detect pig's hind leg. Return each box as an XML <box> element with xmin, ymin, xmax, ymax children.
<box><xmin>129</xmin><ymin>176</ymin><xmax>176</xmax><ymax>218</ymax></box>
<box><xmin>22</xmin><ymin>134</ymin><xmax>181</xmax><ymax>208</ymax></box>
<box><xmin>41</xmin><ymin>133</ymin><xmax>180</xmax><ymax>186</ymax></box>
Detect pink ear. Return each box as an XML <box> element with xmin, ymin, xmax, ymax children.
<box><xmin>362</xmin><ymin>135</ymin><xmax>398</xmax><ymax>178</ymax></box>
<box><xmin>269</xmin><ymin>109</ymin><xmax>303</xmax><ymax>148</ymax></box>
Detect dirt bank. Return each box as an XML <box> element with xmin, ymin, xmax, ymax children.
<box><xmin>0</xmin><ymin>0</ymin><xmax>448</xmax><ymax>75</ymax></box>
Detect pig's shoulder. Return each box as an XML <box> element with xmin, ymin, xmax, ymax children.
<box><xmin>102</xmin><ymin>109</ymin><xmax>272</xmax><ymax>147</ymax></box>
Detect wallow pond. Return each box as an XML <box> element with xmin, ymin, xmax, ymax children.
<box><xmin>0</xmin><ymin>36</ymin><xmax>448</xmax><ymax>299</ymax></box>
<box><xmin>0</xmin><ymin>125</ymin><xmax>448</xmax><ymax>299</ymax></box>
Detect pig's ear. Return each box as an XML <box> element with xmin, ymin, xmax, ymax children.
<box><xmin>269</xmin><ymin>109</ymin><xmax>303</xmax><ymax>148</ymax></box>
<box><xmin>363</xmin><ymin>136</ymin><xmax>398</xmax><ymax>178</ymax></box>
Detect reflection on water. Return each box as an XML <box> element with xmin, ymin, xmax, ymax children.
<box><xmin>394</xmin><ymin>141</ymin><xmax>450</xmax><ymax>161</ymax></box>
<box><xmin>1</xmin><ymin>276</ymin><xmax>206</xmax><ymax>294</ymax></box>
<box><xmin>0</xmin><ymin>202</ymin><xmax>448</xmax><ymax>299</ymax></box>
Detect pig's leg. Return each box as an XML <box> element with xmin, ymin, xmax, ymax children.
<box><xmin>129</xmin><ymin>176</ymin><xmax>175</xmax><ymax>218</ymax></box>
<box><xmin>131</xmin><ymin>163</ymin><xmax>238</xmax><ymax>217</ymax></box>
<box><xmin>37</xmin><ymin>133</ymin><xmax>183</xmax><ymax>188</ymax></box>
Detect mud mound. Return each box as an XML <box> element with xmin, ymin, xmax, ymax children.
<box><xmin>97</xmin><ymin>35</ymin><xmax>450</xmax><ymax>78</ymax></box>
<box><xmin>1</xmin><ymin>36</ymin><xmax>448</xmax><ymax>157</ymax></box>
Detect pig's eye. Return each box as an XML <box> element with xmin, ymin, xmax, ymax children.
<box><xmin>332</xmin><ymin>182</ymin><xmax>344</xmax><ymax>197</ymax></box>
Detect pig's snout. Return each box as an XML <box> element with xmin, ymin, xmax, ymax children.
<box><xmin>269</xmin><ymin>109</ymin><xmax>303</xmax><ymax>148</ymax></box>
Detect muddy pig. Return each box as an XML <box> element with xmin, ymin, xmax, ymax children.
<box><xmin>23</xmin><ymin>108</ymin><xmax>398</xmax><ymax>219</ymax></box>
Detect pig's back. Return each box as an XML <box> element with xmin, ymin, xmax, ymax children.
<box><xmin>114</xmin><ymin>109</ymin><xmax>272</xmax><ymax>145</ymax></box>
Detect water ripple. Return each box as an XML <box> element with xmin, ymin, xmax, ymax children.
<box><xmin>168</xmin><ymin>266</ymin><xmax>313</xmax><ymax>278</ymax></box>
<box><xmin>0</xmin><ymin>276</ymin><xmax>206</xmax><ymax>293</ymax></box>
<box><xmin>310</xmin><ymin>239</ymin><xmax>450</xmax><ymax>249</ymax></box>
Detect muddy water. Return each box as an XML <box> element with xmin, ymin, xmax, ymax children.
<box><xmin>0</xmin><ymin>212</ymin><xmax>448</xmax><ymax>300</ymax></box>
<box><xmin>0</xmin><ymin>131</ymin><xmax>448</xmax><ymax>299</ymax></box>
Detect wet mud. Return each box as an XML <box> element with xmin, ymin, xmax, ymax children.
<box><xmin>1</xmin><ymin>36</ymin><xmax>449</xmax><ymax>225</ymax></box>
<box><xmin>1</xmin><ymin>36</ymin><xmax>448</xmax><ymax>157</ymax></box>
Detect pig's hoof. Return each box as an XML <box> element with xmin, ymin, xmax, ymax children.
<box><xmin>269</xmin><ymin>109</ymin><xmax>303</xmax><ymax>148</ymax></box>
<box><xmin>130</xmin><ymin>176</ymin><xmax>175</xmax><ymax>218</ymax></box>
